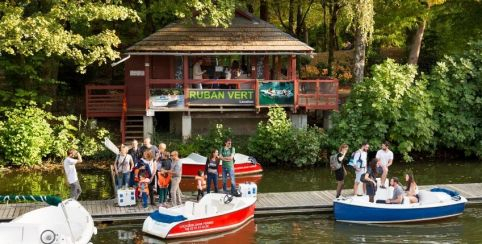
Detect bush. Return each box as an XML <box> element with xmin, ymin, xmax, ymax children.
<box><xmin>428</xmin><ymin>41</ymin><xmax>482</xmax><ymax>157</ymax></box>
<box><xmin>0</xmin><ymin>101</ymin><xmax>110</xmax><ymax>166</ymax></box>
<box><xmin>248</xmin><ymin>107</ymin><xmax>326</xmax><ymax>166</ymax></box>
<box><xmin>0</xmin><ymin>106</ymin><xmax>53</xmax><ymax>166</ymax></box>
<box><xmin>328</xmin><ymin>59</ymin><xmax>436</xmax><ymax>161</ymax></box>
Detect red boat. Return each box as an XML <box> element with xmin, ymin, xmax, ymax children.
<box><xmin>180</xmin><ymin>153</ymin><xmax>263</xmax><ymax>178</ymax></box>
<box><xmin>142</xmin><ymin>183</ymin><xmax>257</xmax><ymax>239</ymax></box>
<box><xmin>179</xmin><ymin>174</ymin><xmax>262</xmax><ymax>191</ymax></box>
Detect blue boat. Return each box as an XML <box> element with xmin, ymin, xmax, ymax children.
<box><xmin>334</xmin><ymin>187</ymin><xmax>467</xmax><ymax>224</ymax></box>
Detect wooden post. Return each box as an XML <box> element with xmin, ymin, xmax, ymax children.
<box><xmin>169</xmin><ymin>56</ymin><xmax>175</xmax><ymax>80</ymax></box>
<box><xmin>144</xmin><ymin>56</ymin><xmax>150</xmax><ymax>111</ymax></box>
<box><xmin>275</xmin><ymin>56</ymin><xmax>281</xmax><ymax>80</ymax></box>
<box><xmin>290</xmin><ymin>55</ymin><xmax>298</xmax><ymax>109</ymax></box>
<box><xmin>250</xmin><ymin>56</ymin><xmax>257</xmax><ymax>80</ymax></box>
<box><xmin>183</xmin><ymin>56</ymin><xmax>189</xmax><ymax>107</ymax></box>
<box><xmin>263</xmin><ymin>56</ymin><xmax>270</xmax><ymax>80</ymax></box>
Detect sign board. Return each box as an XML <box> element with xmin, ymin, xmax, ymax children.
<box><xmin>258</xmin><ymin>81</ymin><xmax>295</xmax><ymax>106</ymax></box>
<box><xmin>188</xmin><ymin>89</ymin><xmax>255</xmax><ymax>105</ymax></box>
<box><xmin>130</xmin><ymin>70</ymin><xmax>145</xmax><ymax>77</ymax></box>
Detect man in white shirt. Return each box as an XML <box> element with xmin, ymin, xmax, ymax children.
<box><xmin>376</xmin><ymin>141</ymin><xmax>394</xmax><ymax>189</ymax></box>
<box><xmin>353</xmin><ymin>142</ymin><xmax>369</xmax><ymax>196</ymax></box>
<box><xmin>192</xmin><ymin>59</ymin><xmax>205</xmax><ymax>89</ymax></box>
<box><xmin>63</xmin><ymin>149</ymin><xmax>83</xmax><ymax>200</ymax></box>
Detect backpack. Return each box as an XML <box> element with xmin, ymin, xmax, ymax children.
<box><xmin>347</xmin><ymin>151</ymin><xmax>362</xmax><ymax>168</ymax></box>
<box><xmin>329</xmin><ymin>153</ymin><xmax>342</xmax><ymax>171</ymax></box>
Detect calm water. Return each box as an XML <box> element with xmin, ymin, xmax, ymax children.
<box><xmin>1</xmin><ymin>160</ymin><xmax>481</xmax><ymax>243</ymax></box>
<box><xmin>91</xmin><ymin>207</ymin><xmax>482</xmax><ymax>243</ymax></box>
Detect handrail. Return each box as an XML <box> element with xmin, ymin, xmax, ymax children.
<box><xmin>297</xmin><ymin>79</ymin><xmax>339</xmax><ymax>110</ymax></box>
<box><xmin>85</xmin><ymin>85</ymin><xmax>126</xmax><ymax>118</ymax></box>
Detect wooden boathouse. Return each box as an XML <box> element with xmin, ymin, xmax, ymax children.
<box><xmin>85</xmin><ymin>10</ymin><xmax>338</xmax><ymax>142</ymax></box>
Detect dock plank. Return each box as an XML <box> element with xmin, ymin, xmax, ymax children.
<box><xmin>1</xmin><ymin>182</ymin><xmax>481</xmax><ymax>222</ymax></box>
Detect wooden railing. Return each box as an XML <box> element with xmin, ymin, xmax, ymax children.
<box><xmin>297</xmin><ymin>79</ymin><xmax>338</xmax><ymax>110</ymax></box>
<box><xmin>85</xmin><ymin>85</ymin><xmax>126</xmax><ymax>118</ymax></box>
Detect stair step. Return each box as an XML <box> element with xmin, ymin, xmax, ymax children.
<box><xmin>125</xmin><ymin>124</ymin><xmax>143</xmax><ymax>128</ymax></box>
<box><xmin>125</xmin><ymin>131</ymin><xmax>143</xmax><ymax>134</ymax></box>
<box><xmin>126</xmin><ymin>119</ymin><xmax>143</xmax><ymax>123</ymax></box>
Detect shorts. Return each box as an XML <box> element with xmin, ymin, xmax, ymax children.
<box><xmin>366</xmin><ymin>182</ymin><xmax>377</xmax><ymax>196</ymax></box>
<box><xmin>335</xmin><ymin>167</ymin><xmax>345</xmax><ymax>181</ymax></box>
<box><xmin>355</xmin><ymin>170</ymin><xmax>365</xmax><ymax>183</ymax></box>
<box><xmin>377</xmin><ymin>166</ymin><xmax>383</xmax><ymax>174</ymax></box>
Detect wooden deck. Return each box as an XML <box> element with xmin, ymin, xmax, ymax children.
<box><xmin>1</xmin><ymin>183</ymin><xmax>481</xmax><ymax>222</ymax></box>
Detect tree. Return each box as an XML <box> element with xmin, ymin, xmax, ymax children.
<box><xmin>327</xmin><ymin>0</ymin><xmax>345</xmax><ymax>74</ymax></box>
<box><xmin>273</xmin><ymin>0</ymin><xmax>315</xmax><ymax>41</ymax></box>
<box><xmin>348</xmin><ymin>0</ymin><xmax>374</xmax><ymax>83</ymax></box>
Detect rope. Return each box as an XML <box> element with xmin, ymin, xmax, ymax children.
<box><xmin>0</xmin><ymin>195</ymin><xmax>62</xmax><ymax>206</ymax></box>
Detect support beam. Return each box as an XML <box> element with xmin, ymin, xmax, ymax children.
<box><xmin>143</xmin><ymin>115</ymin><xmax>154</xmax><ymax>139</ymax></box>
<box><xmin>183</xmin><ymin>56</ymin><xmax>189</xmax><ymax>107</ymax></box>
<box><xmin>290</xmin><ymin>114</ymin><xmax>307</xmax><ymax>129</ymax></box>
<box><xmin>323</xmin><ymin>111</ymin><xmax>332</xmax><ymax>130</ymax></box>
<box><xmin>182</xmin><ymin>115</ymin><xmax>192</xmax><ymax>141</ymax></box>
<box><xmin>263</xmin><ymin>56</ymin><xmax>270</xmax><ymax>80</ymax></box>
<box><xmin>144</xmin><ymin>56</ymin><xmax>150</xmax><ymax>111</ymax></box>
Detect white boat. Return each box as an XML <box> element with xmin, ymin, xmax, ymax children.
<box><xmin>151</xmin><ymin>95</ymin><xmax>178</xmax><ymax>107</ymax></box>
<box><xmin>334</xmin><ymin>181</ymin><xmax>467</xmax><ymax>224</ymax></box>
<box><xmin>0</xmin><ymin>198</ymin><xmax>97</xmax><ymax>244</ymax></box>
<box><xmin>142</xmin><ymin>183</ymin><xmax>257</xmax><ymax>239</ymax></box>
<box><xmin>261</xmin><ymin>89</ymin><xmax>293</xmax><ymax>97</ymax></box>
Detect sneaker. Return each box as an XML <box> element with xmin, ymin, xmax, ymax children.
<box><xmin>380</xmin><ymin>186</ymin><xmax>387</xmax><ymax>189</ymax></box>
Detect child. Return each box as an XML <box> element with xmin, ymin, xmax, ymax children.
<box><xmin>138</xmin><ymin>170</ymin><xmax>150</xmax><ymax>208</ymax></box>
<box><xmin>194</xmin><ymin>170</ymin><xmax>206</xmax><ymax>201</ymax></box>
<box><xmin>157</xmin><ymin>169</ymin><xmax>171</xmax><ymax>206</ymax></box>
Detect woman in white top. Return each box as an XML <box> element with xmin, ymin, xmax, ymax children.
<box><xmin>114</xmin><ymin>145</ymin><xmax>134</xmax><ymax>189</ymax></box>
<box><xmin>405</xmin><ymin>173</ymin><xmax>419</xmax><ymax>203</ymax></box>
<box><xmin>192</xmin><ymin>59</ymin><xmax>205</xmax><ymax>89</ymax></box>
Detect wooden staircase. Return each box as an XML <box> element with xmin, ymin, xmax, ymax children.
<box><xmin>124</xmin><ymin>116</ymin><xmax>144</xmax><ymax>142</ymax></box>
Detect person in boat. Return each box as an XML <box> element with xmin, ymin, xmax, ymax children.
<box><xmin>157</xmin><ymin>165</ymin><xmax>171</xmax><ymax>207</ymax></box>
<box><xmin>170</xmin><ymin>151</ymin><xmax>183</xmax><ymax>206</ymax></box>
<box><xmin>353</xmin><ymin>142</ymin><xmax>369</xmax><ymax>196</ymax></box>
<box><xmin>220</xmin><ymin>138</ymin><xmax>236</xmax><ymax>195</ymax></box>
<box><xmin>128</xmin><ymin>139</ymin><xmax>142</xmax><ymax>187</ymax></box>
<box><xmin>205</xmin><ymin>149</ymin><xmax>220</xmax><ymax>193</ymax></box>
<box><xmin>362</xmin><ymin>158</ymin><xmax>379</xmax><ymax>203</ymax></box>
<box><xmin>195</xmin><ymin>170</ymin><xmax>207</xmax><ymax>201</ymax></box>
<box><xmin>376</xmin><ymin>141</ymin><xmax>394</xmax><ymax>188</ymax></box>
<box><xmin>138</xmin><ymin>170</ymin><xmax>150</xmax><ymax>208</ymax></box>
<box><xmin>384</xmin><ymin>177</ymin><xmax>404</xmax><ymax>204</ymax></box>
<box><xmin>334</xmin><ymin>144</ymin><xmax>349</xmax><ymax>198</ymax></box>
<box><xmin>63</xmin><ymin>149</ymin><xmax>83</xmax><ymax>200</ymax></box>
<box><xmin>405</xmin><ymin>173</ymin><xmax>419</xmax><ymax>203</ymax></box>
<box><xmin>114</xmin><ymin>145</ymin><xmax>134</xmax><ymax>189</ymax></box>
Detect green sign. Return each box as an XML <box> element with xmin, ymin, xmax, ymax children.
<box><xmin>188</xmin><ymin>89</ymin><xmax>255</xmax><ymax>105</ymax></box>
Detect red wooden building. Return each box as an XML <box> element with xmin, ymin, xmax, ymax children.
<box><xmin>85</xmin><ymin>11</ymin><xmax>338</xmax><ymax>142</ymax></box>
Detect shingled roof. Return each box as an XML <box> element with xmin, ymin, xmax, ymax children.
<box><xmin>126</xmin><ymin>11</ymin><xmax>314</xmax><ymax>55</ymax></box>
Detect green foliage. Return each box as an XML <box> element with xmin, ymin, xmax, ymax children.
<box><xmin>329</xmin><ymin>59</ymin><xmax>436</xmax><ymax>161</ymax></box>
<box><xmin>0</xmin><ymin>101</ymin><xmax>110</xmax><ymax>166</ymax></box>
<box><xmin>190</xmin><ymin>124</ymin><xmax>234</xmax><ymax>157</ymax></box>
<box><xmin>428</xmin><ymin>41</ymin><xmax>482</xmax><ymax>157</ymax></box>
<box><xmin>0</xmin><ymin>1</ymin><xmax>140</xmax><ymax>73</ymax></box>
<box><xmin>248</xmin><ymin>107</ymin><xmax>326</xmax><ymax>166</ymax></box>
<box><xmin>0</xmin><ymin>106</ymin><xmax>53</xmax><ymax>166</ymax></box>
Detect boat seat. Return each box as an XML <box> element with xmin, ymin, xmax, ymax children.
<box><xmin>183</xmin><ymin>201</ymin><xmax>196</xmax><ymax>217</ymax></box>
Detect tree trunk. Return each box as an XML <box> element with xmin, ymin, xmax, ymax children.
<box><xmin>288</xmin><ymin>0</ymin><xmax>295</xmax><ymax>35</ymax></box>
<box><xmin>328</xmin><ymin>1</ymin><xmax>341</xmax><ymax>75</ymax></box>
<box><xmin>260</xmin><ymin>0</ymin><xmax>269</xmax><ymax>21</ymax></box>
<box><xmin>408</xmin><ymin>19</ymin><xmax>426</xmax><ymax>65</ymax></box>
<box><xmin>322</xmin><ymin>0</ymin><xmax>327</xmax><ymax>51</ymax></box>
<box><xmin>295</xmin><ymin>1</ymin><xmax>303</xmax><ymax>39</ymax></box>
<box><xmin>353</xmin><ymin>27</ymin><xmax>366</xmax><ymax>83</ymax></box>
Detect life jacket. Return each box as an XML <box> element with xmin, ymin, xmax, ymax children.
<box><xmin>157</xmin><ymin>172</ymin><xmax>171</xmax><ymax>188</ymax></box>
<box><xmin>194</xmin><ymin>175</ymin><xmax>206</xmax><ymax>190</ymax></box>
<box><xmin>138</xmin><ymin>179</ymin><xmax>150</xmax><ymax>194</ymax></box>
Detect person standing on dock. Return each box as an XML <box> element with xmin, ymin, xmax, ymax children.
<box><xmin>205</xmin><ymin>149</ymin><xmax>220</xmax><ymax>193</ymax></box>
<box><xmin>170</xmin><ymin>151</ymin><xmax>183</xmax><ymax>206</ymax></box>
<box><xmin>63</xmin><ymin>149</ymin><xmax>83</xmax><ymax>200</ymax></box>
<box><xmin>376</xmin><ymin>141</ymin><xmax>394</xmax><ymax>188</ymax></box>
<box><xmin>140</xmin><ymin>137</ymin><xmax>160</xmax><ymax>161</ymax></box>
<box><xmin>353</xmin><ymin>142</ymin><xmax>369</xmax><ymax>196</ymax></box>
<box><xmin>334</xmin><ymin>144</ymin><xmax>349</xmax><ymax>198</ymax></box>
<box><xmin>128</xmin><ymin>139</ymin><xmax>142</xmax><ymax>187</ymax></box>
<box><xmin>220</xmin><ymin>138</ymin><xmax>236</xmax><ymax>195</ymax></box>
<box><xmin>114</xmin><ymin>145</ymin><xmax>134</xmax><ymax>189</ymax></box>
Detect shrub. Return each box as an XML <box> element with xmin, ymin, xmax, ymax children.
<box><xmin>328</xmin><ymin>59</ymin><xmax>436</xmax><ymax>161</ymax></box>
<box><xmin>248</xmin><ymin>107</ymin><xmax>326</xmax><ymax>166</ymax></box>
<box><xmin>0</xmin><ymin>106</ymin><xmax>53</xmax><ymax>166</ymax></box>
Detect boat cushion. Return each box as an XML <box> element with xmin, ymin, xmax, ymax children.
<box><xmin>149</xmin><ymin>210</ymin><xmax>187</xmax><ymax>224</ymax></box>
<box><xmin>430</xmin><ymin>188</ymin><xmax>459</xmax><ymax>197</ymax></box>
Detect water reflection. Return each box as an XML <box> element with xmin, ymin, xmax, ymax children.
<box><xmin>91</xmin><ymin>207</ymin><xmax>482</xmax><ymax>243</ymax></box>
<box><xmin>94</xmin><ymin>219</ymin><xmax>257</xmax><ymax>244</ymax></box>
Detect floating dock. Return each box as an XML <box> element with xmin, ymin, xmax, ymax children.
<box><xmin>1</xmin><ymin>183</ymin><xmax>481</xmax><ymax>222</ymax></box>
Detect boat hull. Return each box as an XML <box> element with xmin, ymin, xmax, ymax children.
<box><xmin>142</xmin><ymin>194</ymin><xmax>256</xmax><ymax>239</ymax></box>
<box><xmin>182</xmin><ymin>162</ymin><xmax>263</xmax><ymax>178</ymax></box>
<box><xmin>334</xmin><ymin>199</ymin><xmax>466</xmax><ymax>224</ymax></box>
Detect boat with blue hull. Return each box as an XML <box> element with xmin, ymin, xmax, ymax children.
<box><xmin>334</xmin><ymin>187</ymin><xmax>467</xmax><ymax>224</ymax></box>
